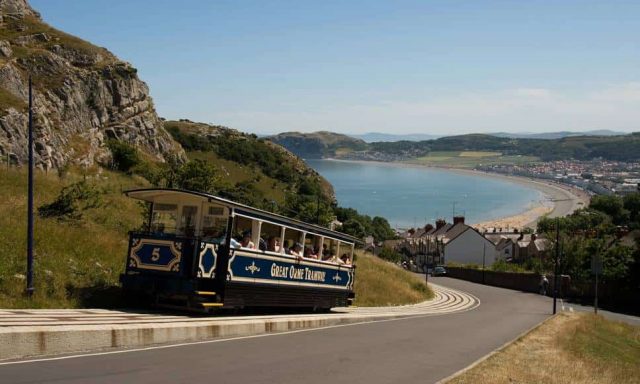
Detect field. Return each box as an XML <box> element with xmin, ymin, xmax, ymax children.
<box><xmin>447</xmin><ymin>312</ymin><xmax>640</xmax><ymax>384</ymax></box>
<box><xmin>409</xmin><ymin>151</ymin><xmax>539</xmax><ymax>168</ymax></box>
<box><xmin>0</xmin><ymin>168</ymin><xmax>431</xmax><ymax>308</ymax></box>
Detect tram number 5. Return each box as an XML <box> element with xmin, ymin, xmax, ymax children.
<box><xmin>151</xmin><ymin>247</ymin><xmax>161</xmax><ymax>262</ymax></box>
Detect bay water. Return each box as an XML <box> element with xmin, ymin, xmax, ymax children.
<box><xmin>306</xmin><ymin>159</ymin><xmax>544</xmax><ymax>229</ymax></box>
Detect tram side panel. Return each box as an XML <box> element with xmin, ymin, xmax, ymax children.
<box><xmin>221</xmin><ymin>249</ymin><xmax>354</xmax><ymax>309</ymax></box>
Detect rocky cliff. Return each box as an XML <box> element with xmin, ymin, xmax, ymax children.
<box><xmin>0</xmin><ymin>0</ymin><xmax>184</xmax><ymax>170</ymax></box>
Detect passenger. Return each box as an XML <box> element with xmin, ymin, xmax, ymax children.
<box><xmin>267</xmin><ymin>236</ymin><xmax>281</xmax><ymax>253</ymax></box>
<box><xmin>258</xmin><ymin>238</ymin><xmax>267</xmax><ymax>252</ymax></box>
<box><xmin>304</xmin><ymin>246</ymin><xmax>317</xmax><ymax>259</ymax></box>
<box><xmin>240</xmin><ymin>231</ymin><xmax>255</xmax><ymax>249</ymax></box>
<box><xmin>339</xmin><ymin>253</ymin><xmax>350</xmax><ymax>265</ymax></box>
<box><xmin>289</xmin><ymin>242</ymin><xmax>303</xmax><ymax>257</ymax></box>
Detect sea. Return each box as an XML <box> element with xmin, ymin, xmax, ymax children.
<box><xmin>305</xmin><ymin>159</ymin><xmax>545</xmax><ymax>229</ymax></box>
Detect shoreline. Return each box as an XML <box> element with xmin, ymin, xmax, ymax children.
<box><xmin>321</xmin><ymin>158</ymin><xmax>590</xmax><ymax>230</ymax></box>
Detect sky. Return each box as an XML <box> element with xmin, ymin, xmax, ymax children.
<box><xmin>31</xmin><ymin>0</ymin><xmax>640</xmax><ymax>135</ymax></box>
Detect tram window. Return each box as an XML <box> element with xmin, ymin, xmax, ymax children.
<box><xmin>261</xmin><ymin>222</ymin><xmax>282</xmax><ymax>253</ymax></box>
<box><xmin>303</xmin><ymin>234</ymin><xmax>320</xmax><ymax>259</ymax></box>
<box><xmin>338</xmin><ymin>241</ymin><xmax>353</xmax><ymax>265</ymax></box>
<box><xmin>151</xmin><ymin>203</ymin><xmax>178</xmax><ymax>234</ymax></box>
<box><xmin>178</xmin><ymin>205</ymin><xmax>198</xmax><ymax>236</ymax></box>
<box><xmin>321</xmin><ymin>238</ymin><xmax>338</xmax><ymax>262</ymax></box>
<box><xmin>232</xmin><ymin>216</ymin><xmax>256</xmax><ymax>249</ymax></box>
<box><xmin>283</xmin><ymin>228</ymin><xmax>304</xmax><ymax>257</ymax></box>
<box><xmin>202</xmin><ymin>204</ymin><xmax>227</xmax><ymax>241</ymax></box>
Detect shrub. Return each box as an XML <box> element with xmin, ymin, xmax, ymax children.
<box><xmin>38</xmin><ymin>180</ymin><xmax>103</xmax><ymax>221</ymax></box>
<box><xmin>107</xmin><ymin>140</ymin><xmax>140</xmax><ymax>172</ymax></box>
<box><xmin>378</xmin><ymin>247</ymin><xmax>402</xmax><ymax>263</ymax></box>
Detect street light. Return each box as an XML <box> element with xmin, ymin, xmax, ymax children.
<box><xmin>553</xmin><ymin>217</ymin><xmax>560</xmax><ymax>314</ymax></box>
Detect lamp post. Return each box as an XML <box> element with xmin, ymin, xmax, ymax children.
<box><xmin>482</xmin><ymin>243</ymin><xmax>486</xmax><ymax>284</ymax></box>
<box><xmin>26</xmin><ymin>75</ymin><xmax>34</xmax><ymax>297</ymax></box>
<box><xmin>553</xmin><ymin>217</ymin><xmax>560</xmax><ymax>315</ymax></box>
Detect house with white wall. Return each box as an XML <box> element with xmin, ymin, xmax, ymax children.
<box><xmin>442</xmin><ymin>219</ymin><xmax>497</xmax><ymax>266</ymax></box>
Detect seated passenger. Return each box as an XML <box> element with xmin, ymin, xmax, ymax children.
<box><xmin>339</xmin><ymin>253</ymin><xmax>350</xmax><ymax>265</ymax></box>
<box><xmin>304</xmin><ymin>246</ymin><xmax>317</xmax><ymax>259</ymax></box>
<box><xmin>240</xmin><ymin>231</ymin><xmax>255</xmax><ymax>249</ymax></box>
<box><xmin>258</xmin><ymin>238</ymin><xmax>267</xmax><ymax>252</ymax></box>
<box><xmin>267</xmin><ymin>236</ymin><xmax>281</xmax><ymax>253</ymax></box>
<box><xmin>289</xmin><ymin>242</ymin><xmax>303</xmax><ymax>257</ymax></box>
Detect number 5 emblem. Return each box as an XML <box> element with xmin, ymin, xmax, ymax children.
<box><xmin>151</xmin><ymin>247</ymin><xmax>161</xmax><ymax>261</ymax></box>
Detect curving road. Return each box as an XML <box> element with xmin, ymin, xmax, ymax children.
<box><xmin>0</xmin><ymin>277</ymin><xmax>552</xmax><ymax>384</ymax></box>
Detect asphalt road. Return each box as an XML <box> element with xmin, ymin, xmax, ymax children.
<box><xmin>0</xmin><ymin>277</ymin><xmax>552</xmax><ymax>384</ymax></box>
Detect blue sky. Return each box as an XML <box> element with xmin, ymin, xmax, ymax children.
<box><xmin>31</xmin><ymin>0</ymin><xmax>640</xmax><ymax>135</ymax></box>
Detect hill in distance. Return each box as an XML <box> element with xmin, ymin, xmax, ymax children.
<box><xmin>268</xmin><ymin>131</ymin><xmax>367</xmax><ymax>159</ymax></box>
<box><xmin>350</xmin><ymin>132</ymin><xmax>441</xmax><ymax>143</ymax></box>
<box><xmin>489</xmin><ymin>130</ymin><xmax>627</xmax><ymax>140</ymax></box>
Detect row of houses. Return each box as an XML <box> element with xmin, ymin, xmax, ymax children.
<box><xmin>389</xmin><ymin>216</ymin><xmax>551</xmax><ymax>269</ymax></box>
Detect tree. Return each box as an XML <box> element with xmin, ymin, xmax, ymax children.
<box><xmin>623</xmin><ymin>193</ymin><xmax>640</xmax><ymax>224</ymax></box>
<box><xmin>107</xmin><ymin>140</ymin><xmax>140</xmax><ymax>172</ymax></box>
<box><xmin>590</xmin><ymin>195</ymin><xmax>628</xmax><ymax>224</ymax></box>
<box><xmin>371</xmin><ymin>216</ymin><xmax>396</xmax><ymax>242</ymax></box>
<box><xmin>172</xmin><ymin>159</ymin><xmax>217</xmax><ymax>193</ymax></box>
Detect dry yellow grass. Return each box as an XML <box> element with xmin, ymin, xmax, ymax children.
<box><xmin>354</xmin><ymin>252</ymin><xmax>433</xmax><ymax>306</ymax></box>
<box><xmin>447</xmin><ymin>312</ymin><xmax>640</xmax><ymax>384</ymax></box>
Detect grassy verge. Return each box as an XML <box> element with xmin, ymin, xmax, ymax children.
<box><xmin>354</xmin><ymin>252</ymin><xmax>434</xmax><ymax>306</ymax></box>
<box><xmin>447</xmin><ymin>312</ymin><xmax>640</xmax><ymax>384</ymax></box>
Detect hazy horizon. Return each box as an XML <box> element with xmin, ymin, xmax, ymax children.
<box><xmin>32</xmin><ymin>1</ymin><xmax>640</xmax><ymax>136</ymax></box>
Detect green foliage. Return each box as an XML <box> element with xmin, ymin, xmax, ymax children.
<box><xmin>378</xmin><ymin>247</ymin><xmax>403</xmax><ymax>263</ymax></box>
<box><xmin>172</xmin><ymin>159</ymin><xmax>217</xmax><ymax>193</ymax></box>
<box><xmin>623</xmin><ymin>193</ymin><xmax>640</xmax><ymax>224</ymax></box>
<box><xmin>335</xmin><ymin>207</ymin><xmax>396</xmax><ymax>242</ymax></box>
<box><xmin>590</xmin><ymin>195</ymin><xmax>628</xmax><ymax>224</ymax></box>
<box><xmin>491</xmin><ymin>259</ymin><xmax>532</xmax><ymax>273</ymax></box>
<box><xmin>107</xmin><ymin>140</ymin><xmax>140</xmax><ymax>172</ymax></box>
<box><xmin>38</xmin><ymin>180</ymin><xmax>103</xmax><ymax>221</ymax></box>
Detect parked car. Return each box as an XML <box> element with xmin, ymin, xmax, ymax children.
<box><xmin>432</xmin><ymin>266</ymin><xmax>447</xmax><ymax>276</ymax></box>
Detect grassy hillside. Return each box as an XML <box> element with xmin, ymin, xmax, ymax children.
<box><xmin>165</xmin><ymin>120</ymin><xmax>334</xmax><ymax>206</ymax></box>
<box><xmin>364</xmin><ymin>132</ymin><xmax>640</xmax><ymax>162</ymax></box>
<box><xmin>0</xmin><ymin>168</ymin><xmax>147</xmax><ymax>308</ymax></box>
<box><xmin>0</xmin><ymin>168</ymin><xmax>428</xmax><ymax>308</ymax></box>
<box><xmin>354</xmin><ymin>252</ymin><xmax>433</xmax><ymax>306</ymax></box>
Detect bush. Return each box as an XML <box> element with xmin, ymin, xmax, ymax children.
<box><xmin>107</xmin><ymin>140</ymin><xmax>140</xmax><ymax>172</ymax></box>
<box><xmin>378</xmin><ymin>247</ymin><xmax>402</xmax><ymax>263</ymax></box>
<box><xmin>38</xmin><ymin>180</ymin><xmax>103</xmax><ymax>221</ymax></box>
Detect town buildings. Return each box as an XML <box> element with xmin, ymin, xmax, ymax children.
<box><xmin>394</xmin><ymin>217</ymin><xmax>551</xmax><ymax>270</ymax></box>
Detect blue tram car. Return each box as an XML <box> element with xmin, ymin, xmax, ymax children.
<box><xmin>120</xmin><ymin>188</ymin><xmax>358</xmax><ymax>311</ymax></box>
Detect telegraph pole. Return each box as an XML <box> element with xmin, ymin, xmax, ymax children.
<box><xmin>26</xmin><ymin>75</ymin><xmax>34</xmax><ymax>297</ymax></box>
<box><xmin>553</xmin><ymin>217</ymin><xmax>559</xmax><ymax>314</ymax></box>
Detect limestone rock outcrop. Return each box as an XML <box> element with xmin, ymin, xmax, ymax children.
<box><xmin>0</xmin><ymin>0</ymin><xmax>184</xmax><ymax>169</ymax></box>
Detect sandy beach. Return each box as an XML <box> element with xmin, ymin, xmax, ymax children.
<box><xmin>323</xmin><ymin>158</ymin><xmax>591</xmax><ymax>230</ymax></box>
<box><xmin>468</xmin><ymin>173</ymin><xmax>590</xmax><ymax>230</ymax></box>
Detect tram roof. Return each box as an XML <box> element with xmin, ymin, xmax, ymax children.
<box><xmin>124</xmin><ymin>188</ymin><xmax>361</xmax><ymax>244</ymax></box>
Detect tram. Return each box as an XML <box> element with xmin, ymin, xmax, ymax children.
<box><xmin>120</xmin><ymin>188</ymin><xmax>358</xmax><ymax>312</ymax></box>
